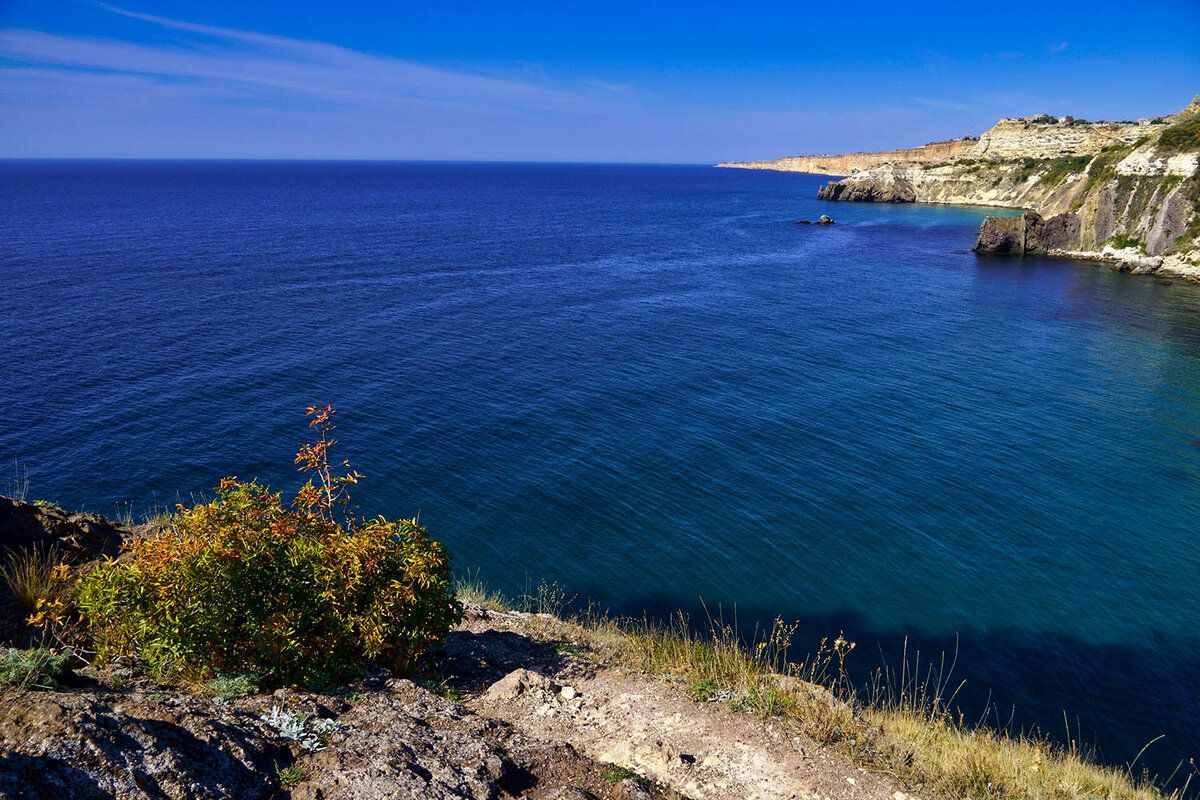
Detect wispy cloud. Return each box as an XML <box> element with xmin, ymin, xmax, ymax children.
<box><xmin>585</xmin><ymin>78</ymin><xmax>636</xmax><ymax>94</ymax></box>
<box><xmin>912</xmin><ymin>96</ymin><xmax>976</xmax><ymax>112</ymax></box>
<box><xmin>1048</xmin><ymin>41</ymin><xmax>1070</xmax><ymax>54</ymax></box>
<box><xmin>0</xmin><ymin>5</ymin><xmax>587</xmax><ymax>113</ymax></box>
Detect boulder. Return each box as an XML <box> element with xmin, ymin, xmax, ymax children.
<box><xmin>973</xmin><ymin>213</ymin><xmax>1028</xmax><ymax>253</ymax></box>
<box><xmin>485</xmin><ymin>668</ymin><xmax>554</xmax><ymax>701</ymax></box>
<box><xmin>815</xmin><ymin>214</ymin><xmax>836</xmax><ymax>225</ymax></box>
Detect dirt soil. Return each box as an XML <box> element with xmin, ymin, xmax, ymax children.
<box><xmin>448</xmin><ymin>604</ymin><xmax>916</xmax><ymax>800</ymax></box>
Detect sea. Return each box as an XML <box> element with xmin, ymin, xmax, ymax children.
<box><xmin>2</xmin><ymin>161</ymin><xmax>1198</xmax><ymax>782</ymax></box>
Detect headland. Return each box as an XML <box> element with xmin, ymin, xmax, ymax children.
<box><xmin>721</xmin><ymin>96</ymin><xmax>1200</xmax><ymax>283</ymax></box>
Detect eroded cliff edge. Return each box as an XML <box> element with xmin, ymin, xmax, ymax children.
<box><xmin>729</xmin><ymin>97</ymin><xmax>1200</xmax><ymax>282</ymax></box>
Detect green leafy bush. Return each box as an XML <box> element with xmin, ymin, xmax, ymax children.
<box><xmin>71</xmin><ymin>406</ymin><xmax>461</xmax><ymax>686</ymax></box>
<box><xmin>204</xmin><ymin>670</ymin><xmax>260</xmax><ymax>700</ymax></box>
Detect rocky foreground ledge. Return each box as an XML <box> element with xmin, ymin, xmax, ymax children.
<box><xmin>2</xmin><ymin>600</ymin><xmax>910</xmax><ymax>800</ymax></box>
<box><xmin>0</xmin><ymin>497</ymin><xmax>1180</xmax><ymax>800</ymax></box>
<box><xmin>0</xmin><ymin>497</ymin><xmax>901</xmax><ymax>800</ymax></box>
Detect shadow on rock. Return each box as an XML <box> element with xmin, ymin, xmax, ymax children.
<box><xmin>440</xmin><ymin>628</ymin><xmax>572</xmax><ymax>692</ymax></box>
<box><xmin>0</xmin><ymin>752</ymin><xmax>113</xmax><ymax>800</ymax></box>
<box><xmin>0</xmin><ymin>694</ymin><xmax>289</xmax><ymax>800</ymax></box>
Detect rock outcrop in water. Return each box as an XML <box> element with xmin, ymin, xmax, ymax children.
<box><xmin>729</xmin><ymin>96</ymin><xmax>1200</xmax><ymax>282</ymax></box>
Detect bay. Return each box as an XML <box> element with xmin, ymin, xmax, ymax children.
<box><xmin>2</xmin><ymin>161</ymin><xmax>1198</xmax><ymax>780</ymax></box>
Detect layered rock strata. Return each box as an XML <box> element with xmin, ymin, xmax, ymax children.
<box><xmin>717</xmin><ymin>138</ymin><xmax>973</xmax><ymax>177</ymax></box>
<box><xmin>734</xmin><ymin>97</ymin><xmax>1200</xmax><ymax>282</ymax></box>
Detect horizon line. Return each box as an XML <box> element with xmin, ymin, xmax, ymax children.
<box><xmin>0</xmin><ymin>156</ymin><xmax>724</xmax><ymax>167</ymax></box>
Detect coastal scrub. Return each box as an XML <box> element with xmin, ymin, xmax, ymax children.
<box><xmin>61</xmin><ymin>406</ymin><xmax>461</xmax><ymax>685</ymax></box>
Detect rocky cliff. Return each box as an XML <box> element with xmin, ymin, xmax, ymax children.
<box><xmin>0</xmin><ymin>497</ymin><xmax>904</xmax><ymax>800</ymax></box>
<box><xmin>728</xmin><ymin>97</ymin><xmax>1200</xmax><ymax>282</ymax></box>
<box><xmin>717</xmin><ymin>138</ymin><xmax>973</xmax><ymax>177</ymax></box>
<box><xmin>820</xmin><ymin>97</ymin><xmax>1200</xmax><ymax>280</ymax></box>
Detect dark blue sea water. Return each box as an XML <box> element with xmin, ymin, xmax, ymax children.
<box><xmin>3</xmin><ymin>161</ymin><xmax>1199</xmax><ymax>780</ymax></box>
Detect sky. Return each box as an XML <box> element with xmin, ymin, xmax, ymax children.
<box><xmin>1</xmin><ymin>0</ymin><xmax>1198</xmax><ymax>162</ymax></box>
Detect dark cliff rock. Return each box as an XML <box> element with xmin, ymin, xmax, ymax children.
<box><xmin>0</xmin><ymin>497</ymin><xmax>130</xmax><ymax>562</ymax></box>
<box><xmin>973</xmin><ymin>211</ymin><xmax>1081</xmax><ymax>255</ymax></box>
<box><xmin>1</xmin><ymin>497</ymin><xmax>138</xmax><ymax>647</ymax></box>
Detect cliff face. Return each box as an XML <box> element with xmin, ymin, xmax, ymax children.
<box><xmin>717</xmin><ymin>138</ymin><xmax>973</xmax><ymax>177</ymax></box>
<box><xmin>811</xmin><ymin>97</ymin><xmax>1200</xmax><ymax>280</ymax></box>
<box><xmin>967</xmin><ymin>119</ymin><xmax>1147</xmax><ymax>159</ymax></box>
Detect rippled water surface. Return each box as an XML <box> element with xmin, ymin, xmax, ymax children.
<box><xmin>3</xmin><ymin>161</ymin><xmax>1199</xmax><ymax>777</ymax></box>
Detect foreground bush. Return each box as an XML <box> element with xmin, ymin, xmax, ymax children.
<box><xmin>68</xmin><ymin>406</ymin><xmax>461</xmax><ymax>685</ymax></box>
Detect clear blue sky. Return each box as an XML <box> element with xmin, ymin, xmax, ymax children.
<box><xmin>1</xmin><ymin>0</ymin><xmax>1198</xmax><ymax>161</ymax></box>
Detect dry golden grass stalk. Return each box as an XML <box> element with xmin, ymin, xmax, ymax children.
<box><xmin>0</xmin><ymin>545</ymin><xmax>65</xmax><ymax>610</ymax></box>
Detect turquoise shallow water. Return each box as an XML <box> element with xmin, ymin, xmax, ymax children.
<box><xmin>2</xmin><ymin>161</ymin><xmax>1199</xmax><ymax>779</ymax></box>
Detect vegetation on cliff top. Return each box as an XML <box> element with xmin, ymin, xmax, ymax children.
<box><xmin>1158</xmin><ymin>119</ymin><xmax>1200</xmax><ymax>154</ymax></box>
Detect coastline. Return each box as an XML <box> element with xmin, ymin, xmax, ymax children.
<box><xmin>723</xmin><ymin>96</ymin><xmax>1200</xmax><ymax>283</ymax></box>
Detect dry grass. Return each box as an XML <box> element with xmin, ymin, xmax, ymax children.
<box><xmin>0</xmin><ymin>545</ymin><xmax>65</xmax><ymax>610</ymax></box>
<box><xmin>7</xmin><ymin>460</ymin><xmax>30</xmax><ymax>503</ymax></box>
<box><xmin>457</xmin><ymin>581</ymin><xmax>1191</xmax><ymax>800</ymax></box>
<box><xmin>454</xmin><ymin>571</ymin><xmax>517</xmax><ymax>613</ymax></box>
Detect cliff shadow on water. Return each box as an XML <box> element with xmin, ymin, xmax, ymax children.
<box><xmin>562</xmin><ymin>585</ymin><xmax>1200</xmax><ymax>793</ymax></box>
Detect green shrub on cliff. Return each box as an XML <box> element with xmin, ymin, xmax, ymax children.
<box><xmin>69</xmin><ymin>406</ymin><xmax>461</xmax><ymax>686</ymax></box>
<box><xmin>1108</xmin><ymin>233</ymin><xmax>1145</xmax><ymax>251</ymax></box>
<box><xmin>1041</xmin><ymin>155</ymin><xmax>1094</xmax><ymax>186</ymax></box>
<box><xmin>0</xmin><ymin>648</ymin><xmax>71</xmax><ymax>690</ymax></box>
<box><xmin>1157</xmin><ymin>119</ymin><xmax>1200</xmax><ymax>153</ymax></box>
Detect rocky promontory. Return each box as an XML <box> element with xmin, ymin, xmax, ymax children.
<box><xmin>717</xmin><ymin>138</ymin><xmax>974</xmax><ymax>177</ymax></box>
<box><xmin>729</xmin><ymin>96</ymin><xmax>1200</xmax><ymax>282</ymax></box>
